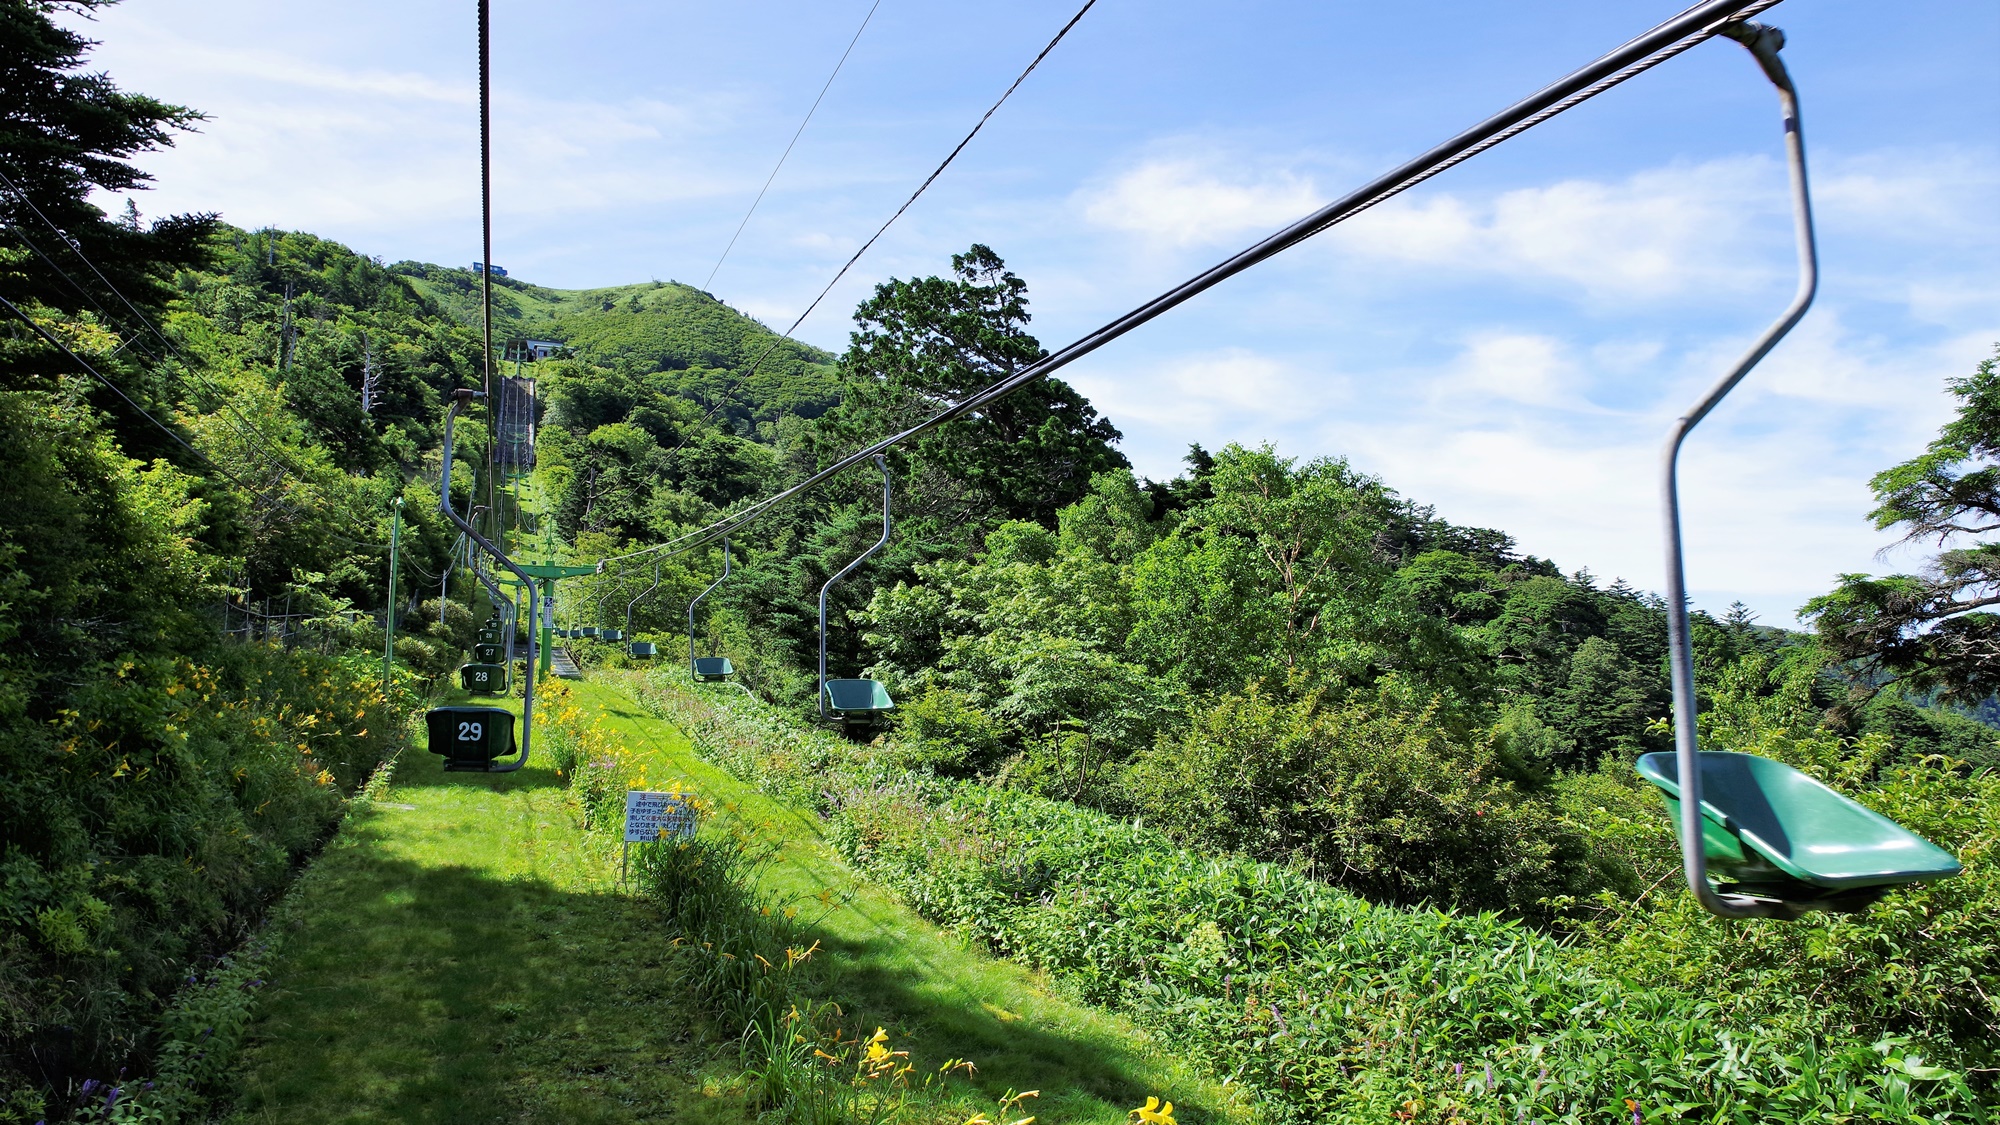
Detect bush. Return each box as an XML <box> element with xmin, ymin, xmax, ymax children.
<box><xmin>644</xmin><ymin>670</ymin><xmax>2000</xmax><ymax>1123</ymax></box>
<box><xmin>1122</xmin><ymin>688</ymin><xmax>1598</xmax><ymax>917</ymax></box>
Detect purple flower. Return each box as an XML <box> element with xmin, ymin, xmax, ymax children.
<box><xmin>1454</xmin><ymin>1062</ymin><xmax>1464</xmax><ymax>1078</ymax></box>
<box><xmin>80</xmin><ymin>1080</ymin><xmax>99</xmax><ymax>1096</ymax></box>
<box><xmin>104</xmin><ymin>1087</ymin><xmax>120</xmax><ymax>1109</ymax></box>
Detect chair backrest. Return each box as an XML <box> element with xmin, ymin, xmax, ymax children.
<box><xmin>426</xmin><ymin>705</ymin><xmax>516</xmax><ymax>763</ymax></box>
<box><xmin>601</xmin><ymin>628</ymin><xmax>625</xmax><ymax>641</ymax></box>
<box><xmin>823</xmin><ymin>678</ymin><xmax>893</xmax><ymax>712</ymax></box>
<box><xmin>693</xmin><ymin>656</ymin><xmax>733</xmax><ymax>679</ymax></box>
<box><xmin>628</xmin><ymin>641</ymin><xmax>657</xmax><ymax>658</ymax></box>
<box><xmin>472</xmin><ymin>642</ymin><xmax>503</xmax><ymax>663</ymax></box>
<box><xmin>581</xmin><ymin>627</ymin><xmax>600</xmax><ymax>638</ymax></box>
<box><xmin>460</xmin><ymin>663</ymin><xmax>508</xmax><ymax>694</ymax></box>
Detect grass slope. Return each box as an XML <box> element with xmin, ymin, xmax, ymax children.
<box><xmin>390</xmin><ymin>264</ymin><xmax>839</xmax><ymax>428</ymax></box>
<box><xmin>224</xmin><ymin>678</ymin><xmax>1241</xmax><ymax>1124</ymax></box>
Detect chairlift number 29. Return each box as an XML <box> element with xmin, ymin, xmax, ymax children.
<box><xmin>457</xmin><ymin>720</ymin><xmax>483</xmax><ymax>741</ymax></box>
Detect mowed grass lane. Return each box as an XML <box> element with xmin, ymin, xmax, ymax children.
<box><xmin>223</xmin><ymin>678</ymin><xmax>1245</xmax><ymax>1123</ymax></box>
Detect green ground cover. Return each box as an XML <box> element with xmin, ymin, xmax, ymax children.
<box><xmin>220</xmin><ymin>678</ymin><xmax>1237</xmax><ymax>1123</ymax></box>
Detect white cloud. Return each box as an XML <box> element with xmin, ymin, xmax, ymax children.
<box><xmin>1078</xmin><ymin>145</ymin><xmax>2000</xmax><ymax>309</ymax></box>
<box><xmin>1075</xmin><ymin>348</ymin><xmax>1343</xmax><ymax>434</ymax></box>
<box><xmin>1077</xmin><ymin>157</ymin><xmax>1321</xmax><ymax>248</ymax></box>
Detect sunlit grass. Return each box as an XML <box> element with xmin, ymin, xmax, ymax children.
<box><xmin>224</xmin><ymin>690</ymin><xmax>747</xmax><ymax>1124</ymax></box>
<box><xmin>224</xmin><ymin>680</ymin><xmax>1241</xmax><ymax>1123</ymax></box>
<box><xmin>574</xmin><ymin>676</ymin><xmax>1249</xmax><ymax>1124</ymax></box>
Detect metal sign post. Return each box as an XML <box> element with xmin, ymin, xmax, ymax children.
<box><xmin>621</xmin><ymin>790</ymin><xmax>698</xmax><ymax>884</ymax></box>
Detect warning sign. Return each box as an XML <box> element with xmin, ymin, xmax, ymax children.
<box><xmin>624</xmin><ymin>791</ymin><xmax>698</xmax><ymax>842</ymax></box>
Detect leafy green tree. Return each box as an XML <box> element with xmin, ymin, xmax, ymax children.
<box><xmin>1804</xmin><ymin>347</ymin><xmax>2000</xmax><ymax>702</ymax></box>
<box><xmin>821</xmin><ymin>244</ymin><xmax>1126</xmax><ymax>528</ymax></box>
<box><xmin>0</xmin><ymin>0</ymin><xmax>214</xmax><ymax>324</ymax></box>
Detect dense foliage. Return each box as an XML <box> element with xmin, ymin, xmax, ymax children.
<box><xmin>639</xmin><ymin>667</ymin><xmax>1999</xmax><ymax>1123</ymax></box>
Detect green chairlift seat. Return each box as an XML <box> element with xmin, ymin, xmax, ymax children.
<box><xmin>460</xmin><ymin>663</ymin><xmax>509</xmax><ymax>694</ymax></box>
<box><xmin>472</xmin><ymin>642</ymin><xmax>504</xmax><ymax>664</ymax></box>
<box><xmin>426</xmin><ymin>705</ymin><xmax>517</xmax><ymax>771</ymax></box>
<box><xmin>628</xmin><ymin>641</ymin><xmax>657</xmax><ymax>658</ymax></box>
<box><xmin>1635</xmin><ymin>751</ymin><xmax>1961</xmax><ymax>912</ymax></box>
<box><xmin>581</xmin><ymin>626</ymin><xmax>601</xmax><ymax>639</ymax></box>
<box><xmin>601</xmin><ymin>628</ymin><xmax>625</xmax><ymax>642</ymax></box>
<box><xmin>823</xmin><ymin>678</ymin><xmax>893</xmax><ymax>716</ymax></box>
<box><xmin>693</xmin><ymin>656</ymin><xmax>733</xmax><ymax>682</ymax></box>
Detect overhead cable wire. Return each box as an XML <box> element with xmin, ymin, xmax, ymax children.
<box><xmin>0</xmin><ymin>166</ymin><xmax>360</xmax><ymax>503</ymax></box>
<box><xmin>702</xmin><ymin>0</ymin><xmax>884</xmax><ymax>292</ymax></box>
<box><xmin>601</xmin><ymin>0</ymin><xmax>1789</xmax><ymax>570</ymax></box>
<box><xmin>0</xmin><ymin>291</ymin><xmax>295</xmax><ymax>510</ymax></box>
<box><xmin>477</xmin><ymin>0</ymin><xmax>501</xmax><ymax>545</ymax></box>
<box><xmin>686</xmin><ymin>0</ymin><xmax>1099</xmax><ymax>447</ymax></box>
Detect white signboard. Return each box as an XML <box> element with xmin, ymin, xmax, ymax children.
<box><xmin>623</xmin><ymin>790</ymin><xmax>698</xmax><ymax>842</ymax></box>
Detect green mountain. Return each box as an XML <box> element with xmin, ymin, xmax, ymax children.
<box><xmin>390</xmin><ymin>263</ymin><xmax>839</xmax><ymax>433</ymax></box>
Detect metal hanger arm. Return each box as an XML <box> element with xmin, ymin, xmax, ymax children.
<box><xmin>1661</xmin><ymin>20</ymin><xmax>1817</xmax><ymax>920</ymax></box>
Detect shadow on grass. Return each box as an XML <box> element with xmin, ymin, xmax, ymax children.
<box><xmin>236</xmin><ymin>811</ymin><xmax>1206</xmax><ymax>1125</ymax></box>
<box><xmin>229</xmin><ymin>823</ymin><xmax>737</xmax><ymax>1125</ymax></box>
<box><xmin>801</xmin><ymin>919</ymin><xmax>1175</xmax><ymax>1119</ymax></box>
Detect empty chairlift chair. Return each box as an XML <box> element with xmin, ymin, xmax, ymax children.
<box><xmin>422</xmin><ymin>388</ymin><xmax>539</xmax><ymax>775</ymax></box>
<box><xmin>460</xmin><ymin>662</ymin><xmax>509</xmax><ymax>694</ymax></box>
<box><xmin>686</xmin><ymin>539</ymin><xmax>736</xmax><ymax>680</ymax></box>
<box><xmin>626</xmin><ymin>559</ymin><xmax>663</xmax><ymax>658</ymax></box>
<box><xmin>1634</xmin><ymin>752</ymin><xmax>1959</xmax><ymax>914</ymax></box>
<box><xmin>818</xmin><ymin>459</ymin><xmax>894</xmax><ymax>726</ymax></box>
<box><xmin>1642</xmin><ymin>22</ymin><xmax>1959</xmax><ymax>919</ymax></box>
<box><xmin>427</xmin><ymin>705</ymin><xmax>518</xmax><ymax>770</ymax></box>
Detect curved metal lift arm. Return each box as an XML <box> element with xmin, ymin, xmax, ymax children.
<box><xmin>688</xmin><ymin>539</ymin><xmax>729</xmax><ymax>677</ymax></box>
<box><xmin>628</xmin><ymin>557</ymin><xmax>664</xmax><ymax>636</ymax></box>
<box><xmin>818</xmin><ymin>456</ymin><xmax>891</xmax><ymax>719</ymax></box>
<box><xmin>471</xmin><ymin>556</ymin><xmax>517</xmax><ymax>664</ymax></box>
<box><xmin>1661</xmin><ymin>21</ymin><xmax>1816</xmax><ymax>919</ymax></box>
<box><xmin>441</xmin><ymin>389</ymin><xmax>539</xmax><ymax>772</ymax></box>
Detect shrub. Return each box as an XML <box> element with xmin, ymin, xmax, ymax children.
<box><xmin>1122</xmin><ymin>687</ymin><xmax>1598</xmax><ymax>917</ymax></box>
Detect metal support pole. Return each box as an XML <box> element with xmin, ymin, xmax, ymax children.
<box><xmin>539</xmin><ymin>577</ymin><xmax>556</xmax><ymax>682</ymax></box>
<box><xmin>384</xmin><ymin>496</ymin><xmax>403</xmax><ymax>692</ymax></box>
<box><xmin>1661</xmin><ymin>21</ymin><xmax>1817</xmax><ymax>921</ymax></box>
<box><xmin>818</xmin><ymin>457</ymin><xmax>891</xmax><ymax>719</ymax></box>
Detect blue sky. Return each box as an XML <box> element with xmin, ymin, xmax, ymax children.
<box><xmin>73</xmin><ymin>0</ymin><xmax>1998</xmax><ymax>623</ymax></box>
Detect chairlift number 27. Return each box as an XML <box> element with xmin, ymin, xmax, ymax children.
<box><xmin>457</xmin><ymin>720</ymin><xmax>483</xmax><ymax>742</ymax></box>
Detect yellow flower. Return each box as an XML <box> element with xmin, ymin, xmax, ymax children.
<box><xmin>1130</xmin><ymin>1097</ymin><xmax>1175</xmax><ymax>1125</ymax></box>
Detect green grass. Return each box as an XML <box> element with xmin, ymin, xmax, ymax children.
<box><xmin>224</xmin><ymin>690</ymin><xmax>739</xmax><ymax>1124</ymax></box>
<box><xmin>222</xmin><ymin>679</ymin><xmax>1243</xmax><ymax>1124</ymax></box>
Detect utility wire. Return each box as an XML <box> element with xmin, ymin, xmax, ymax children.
<box><xmin>603</xmin><ymin>0</ymin><xmax>1789</xmax><ymax>571</ymax></box>
<box><xmin>0</xmin><ymin>166</ymin><xmax>353</xmax><ymax>501</ymax></box>
<box><xmin>703</xmin><ymin>0</ymin><xmax>884</xmax><ymax>292</ymax></box>
<box><xmin>775</xmin><ymin>0</ymin><xmax>1096</xmax><ymax>342</ymax></box>
<box><xmin>0</xmin><ymin>291</ymin><xmax>297</xmax><ymax>511</ymax></box>
<box><xmin>672</xmin><ymin>0</ymin><xmax>1096</xmax><ymax>451</ymax></box>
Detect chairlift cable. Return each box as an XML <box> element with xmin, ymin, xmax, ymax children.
<box><xmin>0</xmin><ymin>290</ymin><xmax>306</xmax><ymax>516</ymax></box>
<box><xmin>601</xmin><ymin>0</ymin><xmax>1791</xmax><ymax>571</ymax></box>
<box><xmin>671</xmin><ymin>0</ymin><xmax>1097</xmax><ymax>449</ymax></box>
<box><xmin>702</xmin><ymin>0</ymin><xmax>885</xmax><ymax>292</ymax></box>
<box><xmin>0</xmin><ymin>167</ymin><xmax>397</xmax><ymax>547</ymax></box>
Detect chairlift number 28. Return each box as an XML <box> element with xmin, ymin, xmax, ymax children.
<box><xmin>457</xmin><ymin>720</ymin><xmax>483</xmax><ymax>742</ymax></box>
